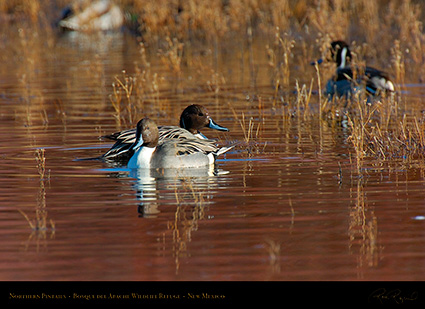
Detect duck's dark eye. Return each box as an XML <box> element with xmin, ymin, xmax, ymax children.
<box><xmin>198</xmin><ymin>113</ymin><xmax>204</xmax><ymax>116</ymax></box>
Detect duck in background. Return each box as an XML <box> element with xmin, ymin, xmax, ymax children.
<box><xmin>101</xmin><ymin>104</ymin><xmax>230</xmax><ymax>163</ymax></box>
<box><xmin>58</xmin><ymin>0</ymin><xmax>124</xmax><ymax>32</ymax></box>
<box><xmin>312</xmin><ymin>40</ymin><xmax>394</xmax><ymax>100</ymax></box>
<box><xmin>127</xmin><ymin>118</ymin><xmax>233</xmax><ymax>169</ymax></box>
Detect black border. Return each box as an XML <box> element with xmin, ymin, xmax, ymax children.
<box><xmin>2</xmin><ymin>281</ymin><xmax>424</xmax><ymax>306</ymax></box>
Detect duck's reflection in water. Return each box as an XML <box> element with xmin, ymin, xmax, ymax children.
<box><xmin>128</xmin><ymin>167</ymin><xmax>229</xmax><ymax>274</ymax></box>
<box><xmin>129</xmin><ymin>167</ymin><xmax>229</xmax><ymax>218</ymax></box>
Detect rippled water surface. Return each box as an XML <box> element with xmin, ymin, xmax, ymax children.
<box><xmin>1</xmin><ymin>30</ymin><xmax>424</xmax><ymax>282</ymax></box>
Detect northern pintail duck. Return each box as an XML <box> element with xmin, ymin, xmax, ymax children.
<box><xmin>58</xmin><ymin>0</ymin><xmax>124</xmax><ymax>31</ymax></box>
<box><xmin>101</xmin><ymin>104</ymin><xmax>229</xmax><ymax>162</ymax></box>
<box><xmin>127</xmin><ymin>118</ymin><xmax>233</xmax><ymax>169</ymax></box>
<box><xmin>313</xmin><ymin>40</ymin><xmax>394</xmax><ymax>99</ymax></box>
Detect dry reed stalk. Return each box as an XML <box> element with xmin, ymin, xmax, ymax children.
<box><xmin>109</xmin><ymin>70</ymin><xmax>154</xmax><ymax>129</ymax></box>
<box><xmin>390</xmin><ymin>40</ymin><xmax>405</xmax><ymax>87</ymax></box>
<box><xmin>109</xmin><ymin>80</ymin><xmax>123</xmax><ymax>128</ymax></box>
<box><xmin>267</xmin><ymin>28</ymin><xmax>295</xmax><ymax>89</ymax></box>
<box><xmin>158</xmin><ymin>36</ymin><xmax>184</xmax><ymax>79</ymax></box>
<box><xmin>294</xmin><ymin>79</ymin><xmax>314</xmax><ymax>121</ymax></box>
<box><xmin>240</xmin><ymin>112</ymin><xmax>254</xmax><ymax>144</ymax></box>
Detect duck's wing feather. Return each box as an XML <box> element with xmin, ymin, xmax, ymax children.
<box><xmin>103</xmin><ymin>126</ymin><xmax>194</xmax><ymax>144</ymax></box>
<box><xmin>102</xmin><ymin>128</ymin><xmax>136</xmax><ymax>143</ymax></box>
<box><xmin>101</xmin><ymin>126</ymin><xmax>203</xmax><ymax>161</ymax></box>
<box><xmin>364</xmin><ymin>66</ymin><xmax>394</xmax><ymax>93</ymax></box>
<box><xmin>158</xmin><ymin>126</ymin><xmax>195</xmax><ymax>141</ymax></box>
<box><xmin>157</xmin><ymin>138</ymin><xmax>218</xmax><ymax>156</ymax></box>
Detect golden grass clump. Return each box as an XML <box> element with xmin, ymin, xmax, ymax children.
<box><xmin>344</xmin><ymin>92</ymin><xmax>425</xmax><ymax>167</ymax></box>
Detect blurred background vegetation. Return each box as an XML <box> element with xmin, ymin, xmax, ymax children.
<box><xmin>0</xmin><ymin>1</ymin><xmax>424</xmax><ymax>74</ymax></box>
<box><xmin>0</xmin><ymin>0</ymin><xmax>424</xmax><ymax>40</ymax></box>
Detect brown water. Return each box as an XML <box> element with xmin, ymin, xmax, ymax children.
<box><xmin>1</xmin><ymin>29</ymin><xmax>425</xmax><ymax>282</ymax></box>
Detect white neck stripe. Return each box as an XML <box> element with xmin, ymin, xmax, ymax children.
<box><xmin>339</xmin><ymin>47</ymin><xmax>348</xmax><ymax>68</ymax></box>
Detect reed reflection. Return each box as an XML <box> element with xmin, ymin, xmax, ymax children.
<box><xmin>348</xmin><ymin>178</ymin><xmax>381</xmax><ymax>279</ymax></box>
<box><xmin>129</xmin><ymin>166</ymin><xmax>229</xmax><ymax>274</ymax></box>
<box><xmin>19</xmin><ymin>148</ymin><xmax>55</xmax><ymax>252</ymax></box>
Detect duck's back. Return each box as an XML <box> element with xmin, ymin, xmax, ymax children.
<box><xmin>151</xmin><ymin>138</ymin><xmax>219</xmax><ymax>169</ymax></box>
<box><xmin>150</xmin><ymin>142</ymin><xmax>211</xmax><ymax>169</ymax></box>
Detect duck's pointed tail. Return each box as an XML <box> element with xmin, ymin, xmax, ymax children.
<box><xmin>73</xmin><ymin>156</ymin><xmax>102</xmax><ymax>162</ymax></box>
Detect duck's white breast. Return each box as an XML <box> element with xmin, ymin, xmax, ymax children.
<box><xmin>128</xmin><ymin>147</ymin><xmax>156</xmax><ymax>169</ymax></box>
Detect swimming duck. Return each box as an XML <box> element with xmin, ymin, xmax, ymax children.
<box><xmin>101</xmin><ymin>104</ymin><xmax>229</xmax><ymax>162</ymax></box>
<box><xmin>313</xmin><ymin>40</ymin><xmax>394</xmax><ymax>99</ymax></box>
<box><xmin>127</xmin><ymin>118</ymin><xmax>233</xmax><ymax>169</ymax></box>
